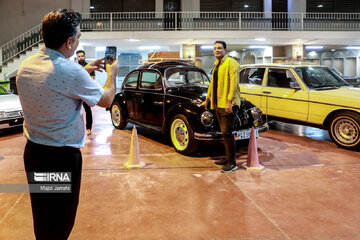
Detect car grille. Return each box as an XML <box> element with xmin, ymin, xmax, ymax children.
<box><xmin>7</xmin><ymin>111</ymin><xmax>22</xmax><ymax>118</ymax></box>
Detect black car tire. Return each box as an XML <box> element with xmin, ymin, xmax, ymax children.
<box><xmin>329</xmin><ymin>111</ymin><xmax>360</xmax><ymax>150</ymax></box>
<box><xmin>170</xmin><ymin>114</ymin><xmax>198</xmax><ymax>155</ymax></box>
<box><xmin>111</xmin><ymin>101</ymin><xmax>127</xmax><ymax>129</ymax></box>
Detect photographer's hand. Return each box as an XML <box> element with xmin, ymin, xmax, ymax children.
<box><xmin>85</xmin><ymin>57</ymin><xmax>105</xmax><ymax>74</ymax></box>
<box><xmin>97</xmin><ymin>60</ymin><xmax>119</xmax><ymax>108</ymax></box>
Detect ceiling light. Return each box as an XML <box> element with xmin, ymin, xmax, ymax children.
<box><xmin>244</xmin><ymin>5</ymin><xmax>249</xmax><ymax>8</ymax></box>
<box><xmin>331</xmin><ymin>49</ymin><xmax>336</xmax><ymax>51</ymax></box>
<box><xmin>201</xmin><ymin>45</ymin><xmax>213</xmax><ymax>49</ymax></box>
<box><xmin>129</xmin><ymin>39</ymin><xmax>140</xmax><ymax>42</ymax></box>
<box><xmin>90</xmin><ymin>6</ymin><xmax>94</xmax><ymax>9</ymax></box>
<box><xmin>248</xmin><ymin>46</ymin><xmax>268</xmax><ymax>49</ymax></box>
<box><xmin>317</xmin><ymin>4</ymin><xmax>323</xmax><ymax>8</ymax></box>
<box><xmin>346</xmin><ymin>46</ymin><xmax>360</xmax><ymax>50</ymax></box>
<box><xmin>255</xmin><ymin>38</ymin><xmax>266</xmax><ymax>41</ymax></box>
<box><xmin>305</xmin><ymin>46</ymin><xmax>323</xmax><ymax>49</ymax></box>
<box><xmin>138</xmin><ymin>46</ymin><xmax>161</xmax><ymax>50</ymax></box>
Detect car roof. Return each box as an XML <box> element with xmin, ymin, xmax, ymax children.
<box><xmin>241</xmin><ymin>62</ymin><xmax>325</xmax><ymax>68</ymax></box>
<box><xmin>136</xmin><ymin>61</ymin><xmax>203</xmax><ymax>73</ymax></box>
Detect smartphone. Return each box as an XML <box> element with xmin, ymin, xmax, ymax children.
<box><xmin>105</xmin><ymin>46</ymin><xmax>117</xmax><ymax>67</ymax></box>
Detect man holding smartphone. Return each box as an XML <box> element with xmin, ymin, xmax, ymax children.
<box><xmin>76</xmin><ymin>50</ymin><xmax>95</xmax><ymax>136</ymax></box>
<box><xmin>16</xmin><ymin>9</ymin><xmax>119</xmax><ymax>240</ymax></box>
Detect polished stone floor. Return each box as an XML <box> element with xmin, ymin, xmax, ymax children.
<box><xmin>0</xmin><ymin>106</ymin><xmax>360</xmax><ymax>240</ymax></box>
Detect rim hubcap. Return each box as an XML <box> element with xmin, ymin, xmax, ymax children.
<box><xmin>112</xmin><ymin>106</ymin><xmax>120</xmax><ymax>125</ymax></box>
<box><xmin>172</xmin><ymin>119</ymin><xmax>189</xmax><ymax>149</ymax></box>
<box><xmin>335</xmin><ymin>119</ymin><xmax>358</xmax><ymax>144</ymax></box>
<box><xmin>175</xmin><ymin>126</ymin><xmax>185</xmax><ymax>143</ymax></box>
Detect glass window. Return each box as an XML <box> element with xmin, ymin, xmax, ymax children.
<box><xmin>187</xmin><ymin>71</ymin><xmax>210</xmax><ymax>85</ymax></box>
<box><xmin>165</xmin><ymin>68</ymin><xmax>210</xmax><ymax>87</ymax></box>
<box><xmin>140</xmin><ymin>71</ymin><xmax>162</xmax><ymax>90</ymax></box>
<box><xmin>0</xmin><ymin>84</ymin><xmax>9</xmax><ymax>95</ymax></box>
<box><xmin>267</xmin><ymin>68</ymin><xmax>297</xmax><ymax>88</ymax></box>
<box><xmin>295</xmin><ymin>66</ymin><xmax>349</xmax><ymax>89</ymax></box>
<box><xmin>240</xmin><ymin>68</ymin><xmax>265</xmax><ymax>85</ymax></box>
<box><xmin>124</xmin><ymin>72</ymin><xmax>139</xmax><ymax>88</ymax></box>
<box><xmin>167</xmin><ymin>70</ymin><xmax>186</xmax><ymax>86</ymax></box>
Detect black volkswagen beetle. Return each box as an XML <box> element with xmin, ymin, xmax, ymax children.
<box><xmin>110</xmin><ymin>61</ymin><xmax>268</xmax><ymax>155</ymax></box>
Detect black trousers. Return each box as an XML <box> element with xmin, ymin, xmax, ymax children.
<box><xmin>83</xmin><ymin>102</ymin><xmax>93</xmax><ymax>130</ymax></box>
<box><xmin>24</xmin><ymin>141</ymin><xmax>82</xmax><ymax>240</ymax></box>
<box><xmin>215</xmin><ymin>107</ymin><xmax>238</xmax><ymax>164</ymax></box>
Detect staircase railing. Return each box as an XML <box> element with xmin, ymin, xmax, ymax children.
<box><xmin>0</xmin><ymin>24</ymin><xmax>42</xmax><ymax>68</ymax></box>
<box><xmin>1</xmin><ymin>11</ymin><xmax>360</xmax><ymax>72</ymax></box>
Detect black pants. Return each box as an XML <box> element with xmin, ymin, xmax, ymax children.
<box><xmin>215</xmin><ymin>107</ymin><xmax>238</xmax><ymax>164</ymax></box>
<box><xmin>24</xmin><ymin>141</ymin><xmax>82</xmax><ymax>240</ymax></box>
<box><xmin>83</xmin><ymin>102</ymin><xmax>93</xmax><ymax>130</ymax></box>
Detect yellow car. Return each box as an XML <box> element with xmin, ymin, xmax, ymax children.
<box><xmin>239</xmin><ymin>63</ymin><xmax>360</xmax><ymax>150</ymax></box>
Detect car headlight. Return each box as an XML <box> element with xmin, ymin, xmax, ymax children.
<box><xmin>250</xmin><ymin>107</ymin><xmax>262</xmax><ymax>121</ymax></box>
<box><xmin>0</xmin><ymin>111</ymin><xmax>8</xmax><ymax>119</ymax></box>
<box><xmin>201</xmin><ymin>111</ymin><xmax>214</xmax><ymax>127</ymax></box>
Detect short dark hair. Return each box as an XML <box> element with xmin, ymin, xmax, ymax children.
<box><xmin>76</xmin><ymin>50</ymin><xmax>85</xmax><ymax>55</ymax></box>
<box><xmin>41</xmin><ymin>9</ymin><xmax>82</xmax><ymax>49</ymax></box>
<box><xmin>214</xmin><ymin>41</ymin><xmax>227</xmax><ymax>49</ymax></box>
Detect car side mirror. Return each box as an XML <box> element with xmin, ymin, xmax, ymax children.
<box><xmin>290</xmin><ymin>81</ymin><xmax>301</xmax><ymax>90</ymax></box>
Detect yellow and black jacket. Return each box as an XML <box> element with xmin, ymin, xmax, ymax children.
<box><xmin>206</xmin><ymin>55</ymin><xmax>241</xmax><ymax>109</ymax></box>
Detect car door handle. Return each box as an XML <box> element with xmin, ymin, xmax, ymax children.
<box><xmin>263</xmin><ymin>91</ymin><xmax>272</xmax><ymax>94</ymax></box>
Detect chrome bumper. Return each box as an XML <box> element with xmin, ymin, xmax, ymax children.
<box><xmin>194</xmin><ymin>123</ymin><xmax>269</xmax><ymax>141</ymax></box>
<box><xmin>0</xmin><ymin>118</ymin><xmax>23</xmax><ymax>130</ymax></box>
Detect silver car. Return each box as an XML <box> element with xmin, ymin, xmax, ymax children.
<box><xmin>0</xmin><ymin>84</ymin><xmax>23</xmax><ymax>130</ymax></box>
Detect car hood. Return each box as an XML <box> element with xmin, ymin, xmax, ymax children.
<box><xmin>309</xmin><ymin>86</ymin><xmax>360</xmax><ymax>109</ymax></box>
<box><xmin>0</xmin><ymin>94</ymin><xmax>22</xmax><ymax>112</ymax></box>
<box><xmin>167</xmin><ymin>85</ymin><xmax>209</xmax><ymax>101</ymax></box>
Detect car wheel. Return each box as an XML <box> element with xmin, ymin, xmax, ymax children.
<box><xmin>170</xmin><ymin>114</ymin><xmax>198</xmax><ymax>155</ymax></box>
<box><xmin>111</xmin><ymin>101</ymin><xmax>127</xmax><ymax>129</ymax></box>
<box><xmin>329</xmin><ymin>112</ymin><xmax>360</xmax><ymax>150</ymax></box>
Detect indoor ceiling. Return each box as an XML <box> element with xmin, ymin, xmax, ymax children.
<box><xmin>79</xmin><ymin>30</ymin><xmax>360</xmax><ymax>53</ymax></box>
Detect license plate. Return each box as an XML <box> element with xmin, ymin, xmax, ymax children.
<box><xmin>233</xmin><ymin>129</ymin><xmax>259</xmax><ymax>140</ymax></box>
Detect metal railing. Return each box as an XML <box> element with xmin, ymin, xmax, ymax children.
<box><xmin>1</xmin><ymin>24</ymin><xmax>42</xmax><ymax>68</ymax></box>
<box><xmin>80</xmin><ymin>11</ymin><xmax>360</xmax><ymax>31</ymax></box>
<box><xmin>2</xmin><ymin>11</ymin><xmax>360</xmax><ymax>70</ymax></box>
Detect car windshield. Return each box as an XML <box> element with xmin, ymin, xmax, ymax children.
<box><xmin>0</xmin><ymin>84</ymin><xmax>10</xmax><ymax>95</ymax></box>
<box><xmin>165</xmin><ymin>68</ymin><xmax>210</xmax><ymax>87</ymax></box>
<box><xmin>295</xmin><ymin>66</ymin><xmax>349</xmax><ymax>89</ymax></box>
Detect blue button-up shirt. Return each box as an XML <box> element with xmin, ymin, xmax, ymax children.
<box><xmin>16</xmin><ymin>48</ymin><xmax>104</xmax><ymax>148</ymax></box>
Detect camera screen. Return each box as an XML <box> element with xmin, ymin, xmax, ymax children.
<box><xmin>105</xmin><ymin>46</ymin><xmax>116</xmax><ymax>63</ymax></box>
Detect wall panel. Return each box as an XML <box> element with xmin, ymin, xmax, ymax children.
<box><xmin>344</xmin><ymin>58</ymin><xmax>356</xmax><ymax>76</ymax></box>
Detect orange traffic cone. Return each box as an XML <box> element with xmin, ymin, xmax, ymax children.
<box><xmin>124</xmin><ymin>126</ymin><xmax>146</xmax><ymax>169</ymax></box>
<box><xmin>243</xmin><ymin>127</ymin><xmax>264</xmax><ymax>172</ymax></box>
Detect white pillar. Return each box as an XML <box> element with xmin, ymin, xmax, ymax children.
<box><xmin>356</xmin><ymin>55</ymin><xmax>359</xmax><ymax>77</ymax></box>
<box><xmin>155</xmin><ymin>0</ymin><xmax>163</xmax><ymax>12</ymax></box>
<box><xmin>288</xmin><ymin>0</ymin><xmax>306</xmax><ymax>12</ymax></box>
<box><xmin>264</xmin><ymin>0</ymin><xmax>271</xmax><ymax>13</ymax></box>
<box><xmin>70</xmin><ymin>0</ymin><xmax>91</xmax><ymax>13</ymax></box>
<box><xmin>182</xmin><ymin>0</ymin><xmax>200</xmax><ymax>11</ymax></box>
